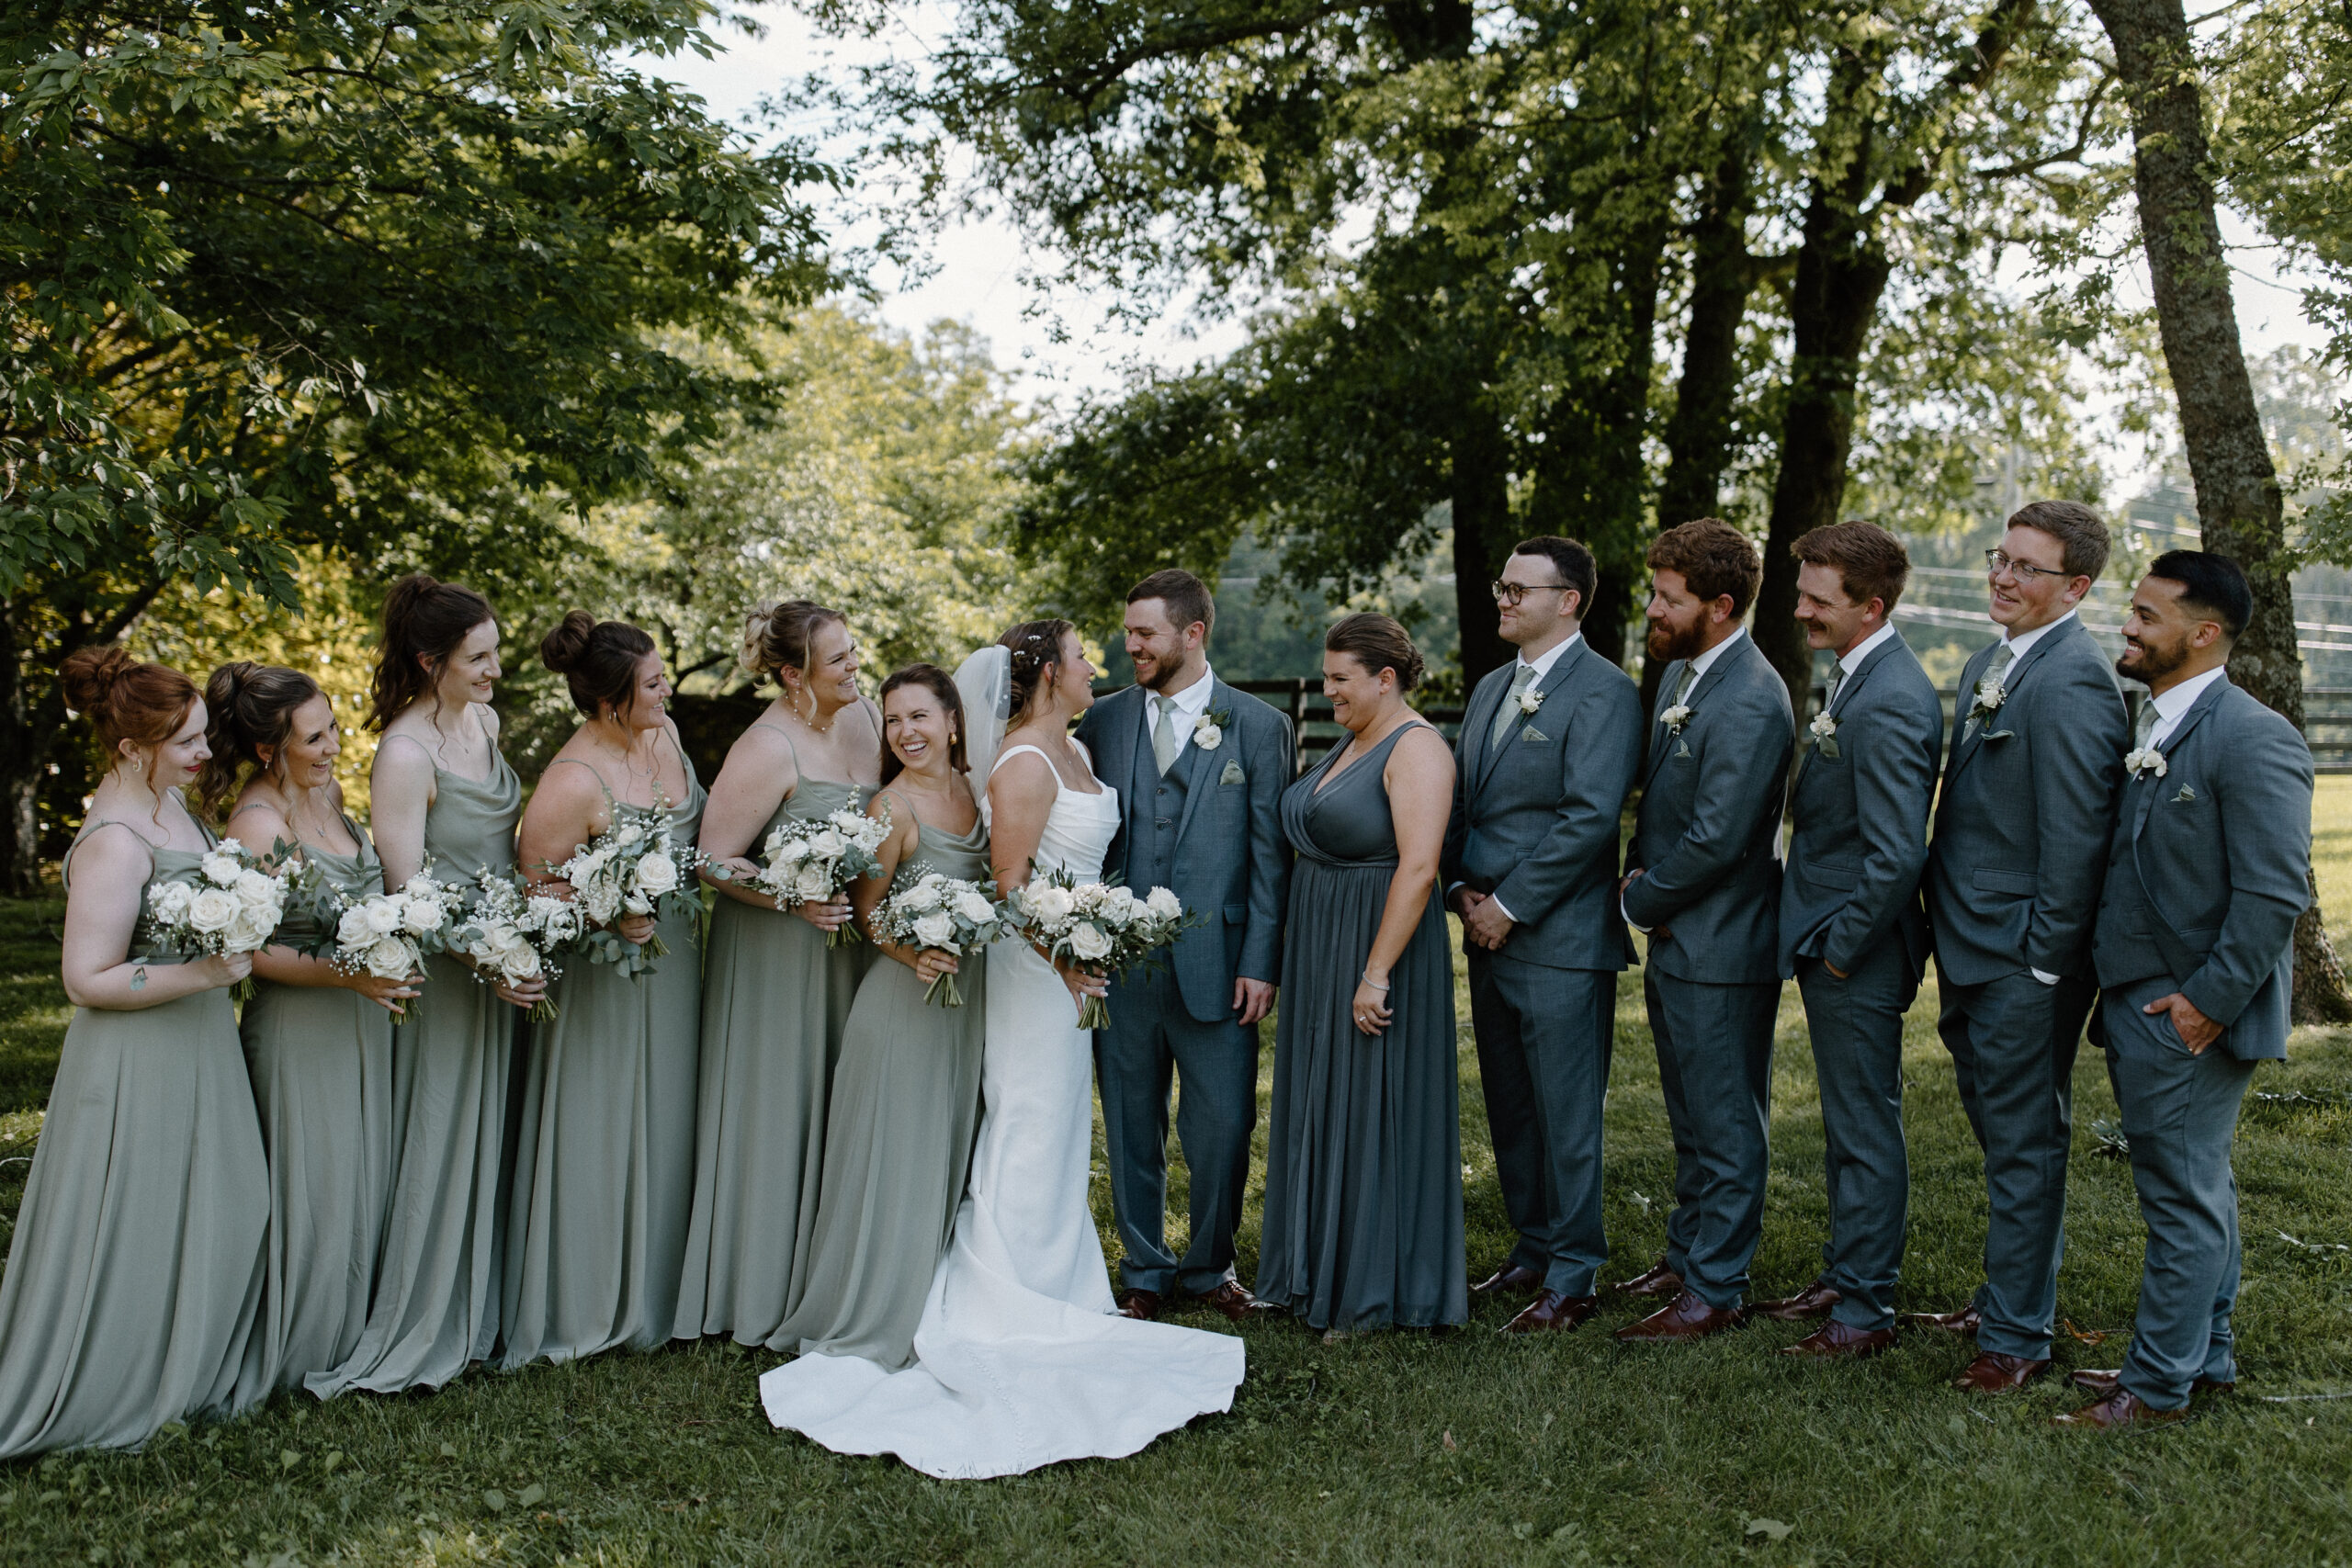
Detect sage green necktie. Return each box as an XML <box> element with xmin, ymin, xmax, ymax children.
<box><xmin>1966</xmin><ymin>642</ymin><xmax>2016</xmax><ymax>739</ymax></box>
<box><xmin>2134</xmin><ymin>696</ymin><xmax>2159</xmax><ymax>750</ymax></box>
<box><xmin>1672</xmin><ymin>661</ymin><xmax>1698</xmax><ymax>708</ymax></box>
<box><xmin>1823</xmin><ymin>662</ymin><xmax>1845</xmax><ymax>713</ymax></box>
<box><xmin>1492</xmin><ymin>662</ymin><xmax>1536</xmax><ymax>748</ymax></box>
<box><xmin>1152</xmin><ymin>694</ymin><xmax>1182</xmax><ymax>776</ymax></box>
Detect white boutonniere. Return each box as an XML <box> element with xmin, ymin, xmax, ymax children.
<box><xmin>1516</xmin><ymin>686</ymin><xmax>1544</xmax><ymax>717</ymax></box>
<box><xmin>1808</xmin><ymin>710</ymin><xmax>1840</xmax><ymax>759</ymax></box>
<box><xmin>1966</xmin><ymin>674</ymin><xmax>2007</xmax><ymax>728</ymax></box>
<box><xmin>1193</xmin><ymin>707</ymin><xmax>1229</xmax><ymax>751</ymax></box>
<box><xmin>2125</xmin><ymin>746</ymin><xmax>2168</xmax><ymax>779</ymax></box>
<box><xmin>1661</xmin><ymin>703</ymin><xmax>1692</xmax><ymax>734</ymax></box>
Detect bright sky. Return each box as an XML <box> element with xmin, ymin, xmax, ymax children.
<box><xmin>646</xmin><ymin>5</ymin><xmax>2331</xmax><ymax>414</ymax></box>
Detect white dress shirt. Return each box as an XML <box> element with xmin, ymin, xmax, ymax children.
<box><xmin>2143</xmin><ymin>665</ymin><xmax>2227</xmax><ymax>750</ymax></box>
<box><xmin>1464</xmin><ymin>633</ymin><xmax>1583</xmax><ymax>924</ymax></box>
<box><xmin>1146</xmin><ymin>660</ymin><xmax>1218</xmax><ymax>763</ymax></box>
<box><xmin>1834</xmin><ymin>621</ymin><xmax>1897</xmax><ymax>689</ymax></box>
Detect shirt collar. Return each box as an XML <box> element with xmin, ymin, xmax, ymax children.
<box><xmin>2149</xmin><ymin>665</ymin><xmax>2227</xmax><ymax>728</ymax></box>
<box><xmin>1838</xmin><ymin>621</ymin><xmax>1897</xmax><ymax>676</ymax></box>
<box><xmin>1688</xmin><ymin>624</ymin><xmax>1747</xmax><ymax>681</ymax></box>
<box><xmin>1153</xmin><ymin>662</ymin><xmax>1217</xmax><ymax>720</ymax></box>
<box><xmin>1516</xmin><ymin>630</ymin><xmax>1582</xmax><ymax>681</ymax></box>
<box><xmin>1999</xmin><ymin>608</ymin><xmax>2077</xmax><ymax>660</ymax></box>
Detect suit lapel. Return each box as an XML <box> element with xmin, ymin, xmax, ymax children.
<box><xmin>1645</xmin><ymin>656</ymin><xmax>1695</xmax><ymax>787</ymax></box>
<box><xmin>1170</xmin><ymin>678</ymin><xmax>1225</xmax><ymax>847</ymax></box>
<box><xmin>1948</xmin><ymin>618</ymin><xmax>2075</xmax><ymax>783</ymax></box>
<box><xmin>2131</xmin><ymin>676</ymin><xmax>2230</xmax><ymax>840</ymax></box>
<box><xmin>1461</xmin><ymin>665</ymin><xmax>1507</xmax><ymax>792</ymax></box>
<box><xmin>1110</xmin><ymin>685</ymin><xmax>1148</xmax><ymax>833</ymax></box>
<box><xmin>1477</xmin><ymin>639</ymin><xmax>1587</xmax><ymax>794</ymax></box>
<box><xmin>1792</xmin><ymin>631</ymin><xmax>1901</xmax><ymax>795</ymax></box>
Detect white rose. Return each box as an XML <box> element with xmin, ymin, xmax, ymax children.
<box><xmin>500</xmin><ymin>943</ymin><xmax>543</xmax><ymax>982</ymax></box>
<box><xmin>337</xmin><ymin>904</ymin><xmax>376</xmax><ymax>947</ymax></box>
<box><xmin>151</xmin><ymin>881</ymin><xmax>196</xmax><ymax>924</ymax></box>
<box><xmin>636</xmin><ymin>852</ymin><xmax>680</xmax><ymax>897</ymax></box>
<box><xmin>807</xmin><ymin>829</ymin><xmax>846</xmax><ymax>860</ymax></box>
<box><xmin>1193</xmin><ymin>721</ymin><xmax>1224</xmax><ymax>750</ymax></box>
<box><xmin>955</xmin><ymin>890</ymin><xmax>996</xmax><ymax>924</ymax></box>
<box><xmin>187</xmin><ymin>886</ymin><xmax>239</xmax><ymax>934</ymax></box>
<box><xmin>616</xmin><ymin>820</ymin><xmax>644</xmax><ymax>846</ymax></box>
<box><xmin>232</xmin><ymin>869</ymin><xmax>278</xmax><ymax>910</ymax></box>
<box><xmin>364</xmin><ymin>897</ymin><xmax>406</xmax><ymax>936</ymax></box>
<box><xmin>365</xmin><ymin>934</ymin><xmax>418</xmax><ymax>980</ymax></box>
<box><xmin>913</xmin><ymin>911</ymin><xmax>956</xmax><ymax>948</ymax></box>
<box><xmin>901</xmin><ymin>881</ymin><xmax>943</xmax><ymax>912</ymax></box>
<box><xmin>402</xmin><ymin>873</ymin><xmax>438</xmax><ymax>899</ymax></box>
<box><xmin>401</xmin><ymin>896</ymin><xmax>442</xmax><ymax>935</ymax></box>
<box><xmin>1069</xmin><ymin>921</ymin><xmax>1113</xmax><ymax>962</ymax></box>
<box><xmin>200</xmin><ymin>852</ymin><xmax>243</xmax><ymax>887</ymax></box>
<box><xmin>769</xmin><ymin>833</ymin><xmax>809</xmax><ymax>867</ymax></box>
<box><xmin>1103</xmin><ymin>886</ymin><xmax>1142</xmax><ymax>921</ymax></box>
<box><xmin>1031</xmin><ymin>886</ymin><xmax>1075</xmax><ymax>925</ymax></box>
<box><xmin>226</xmin><ymin>906</ymin><xmax>276</xmax><ymax>953</ymax></box>
<box><xmin>1146</xmin><ymin>886</ymin><xmax>1182</xmax><ymax>921</ymax></box>
<box><xmin>792</xmin><ymin>864</ymin><xmax>834</xmax><ymax>902</ymax></box>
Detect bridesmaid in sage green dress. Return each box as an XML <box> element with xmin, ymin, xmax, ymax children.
<box><xmin>502</xmin><ymin>613</ymin><xmax>706</xmax><ymax>1365</ymax></box>
<box><xmin>674</xmin><ymin>601</ymin><xmax>882</xmax><ymax>1347</ymax></box>
<box><xmin>777</xmin><ymin>664</ymin><xmax>989</xmax><ymax>1370</ymax></box>
<box><xmin>1256</xmin><ymin>614</ymin><xmax>1466</xmax><ymax>1342</ymax></box>
<box><xmin>311</xmin><ymin>574</ymin><xmax>544</xmax><ymax>1399</ymax></box>
<box><xmin>0</xmin><ymin>650</ymin><xmax>267</xmax><ymax>1458</ymax></box>
<box><xmin>204</xmin><ymin>663</ymin><xmax>414</xmax><ymax>1398</ymax></box>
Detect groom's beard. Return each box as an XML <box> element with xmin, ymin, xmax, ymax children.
<box><xmin>1136</xmin><ymin>652</ymin><xmax>1194</xmax><ymax>693</ymax></box>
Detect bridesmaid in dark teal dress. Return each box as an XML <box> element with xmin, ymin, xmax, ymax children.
<box><xmin>1256</xmin><ymin>614</ymin><xmax>1465</xmax><ymax>1341</ymax></box>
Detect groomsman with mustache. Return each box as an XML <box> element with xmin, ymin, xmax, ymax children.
<box><xmin>1766</xmin><ymin>522</ymin><xmax>1943</xmax><ymax>1358</ymax></box>
<box><xmin>1616</xmin><ymin>519</ymin><xmax>1794</xmax><ymax>1341</ymax></box>
<box><xmin>1911</xmin><ymin>501</ymin><xmax>2130</xmax><ymax>1393</ymax></box>
<box><xmin>2056</xmin><ymin>552</ymin><xmax>2312</xmax><ymax>1428</ymax></box>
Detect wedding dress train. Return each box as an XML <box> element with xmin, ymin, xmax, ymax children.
<box><xmin>758</xmin><ymin>739</ymin><xmax>1244</xmax><ymax>1479</ymax></box>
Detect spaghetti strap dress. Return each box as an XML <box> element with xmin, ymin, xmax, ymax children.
<box><xmin>673</xmin><ymin>724</ymin><xmax>873</xmax><ymax>1347</ymax></box>
<box><xmin>0</xmin><ymin>820</ymin><xmax>268</xmax><ymax>1457</ymax></box>
<box><xmin>775</xmin><ymin>794</ymin><xmax>990</xmax><ymax>1370</ymax></box>
<box><xmin>309</xmin><ymin>743</ymin><xmax>523</xmax><ymax>1398</ymax></box>
<box><xmin>1255</xmin><ymin>721</ymin><xmax>1465</xmax><ymax>1333</ymax></box>
<box><xmin>501</xmin><ymin>757</ymin><xmax>707</xmax><ymax>1366</ymax></box>
<box><xmin>234</xmin><ymin>813</ymin><xmax>396</xmax><ymax>1398</ymax></box>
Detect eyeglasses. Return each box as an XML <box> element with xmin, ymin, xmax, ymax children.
<box><xmin>1984</xmin><ymin>549</ymin><xmax>2069</xmax><ymax>583</ymax></box>
<box><xmin>1491</xmin><ymin>579</ymin><xmax>1569</xmax><ymax>606</ymax></box>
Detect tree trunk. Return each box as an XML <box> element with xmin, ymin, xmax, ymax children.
<box><xmin>1657</xmin><ymin>142</ymin><xmax>1758</xmax><ymax>533</ymax></box>
<box><xmin>1452</xmin><ymin>394</ymin><xmax>1514</xmax><ymax>688</ymax></box>
<box><xmin>2091</xmin><ymin>0</ymin><xmax>2352</xmax><ymax>1021</ymax></box>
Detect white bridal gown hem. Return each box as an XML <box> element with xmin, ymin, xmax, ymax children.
<box><xmin>759</xmin><ymin>739</ymin><xmax>1244</xmax><ymax>1480</ymax></box>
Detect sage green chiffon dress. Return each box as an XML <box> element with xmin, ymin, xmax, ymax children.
<box><xmin>501</xmin><ymin>761</ymin><xmax>707</xmax><ymax>1366</ymax></box>
<box><xmin>0</xmin><ymin>826</ymin><xmax>268</xmax><ymax>1457</ymax></box>
<box><xmin>309</xmin><ymin>746</ymin><xmax>522</xmax><ymax>1398</ymax></box>
<box><xmin>235</xmin><ymin>815</ymin><xmax>395</xmax><ymax>1398</ymax></box>
<box><xmin>775</xmin><ymin>800</ymin><xmax>989</xmax><ymax>1370</ymax></box>
<box><xmin>673</xmin><ymin>733</ymin><xmax>872</xmax><ymax>1347</ymax></box>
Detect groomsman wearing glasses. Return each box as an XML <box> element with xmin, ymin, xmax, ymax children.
<box><xmin>1912</xmin><ymin>501</ymin><xmax>2129</xmax><ymax>1393</ymax></box>
<box><xmin>1765</xmin><ymin>522</ymin><xmax>1943</xmax><ymax>1358</ymax></box>
<box><xmin>1444</xmin><ymin>536</ymin><xmax>1643</xmax><ymax>1334</ymax></box>
<box><xmin>2056</xmin><ymin>552</ymin><xmax>2311</xmax><ymax>1428</ymax></box>
<box><xmin>1616</xmin><ymin>519</ymin><xmax>1794</xmax><ymax>1341</ymax></box>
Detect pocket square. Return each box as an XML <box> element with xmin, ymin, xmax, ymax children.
<box><xmin>1219</xmin><ymin>760</ymin><xmax>1246</xmax><ymax>785</ymax></box>
<box><xmin>2171</xmin><ymin>784</ymin><xmax>2197</xmax><ymax>803</ymax></box>
<box><xmin>1983</xmin><ymin>729</ymin><xmax>2016</xmax><ymax>742</ymax></box>
<box><xmin>1520</xmin><ymin>727</ymin><xmax>1547</xmax><ymax>744</ymax></box>
<box><xmin>1673</xmin><ymin>739</ymin><xmax>1694</xmax><ymax>760</ymax></box>
<box><xmin>1815</xmin><ymin>737</ymin><xmax>1841</xmax><ymax>760</ymax></box>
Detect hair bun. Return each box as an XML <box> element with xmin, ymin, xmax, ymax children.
<box><xmin>738</xmin><ymin>602</ymin><xmax>779</xmax><ymax>676</ymax></box>
<box><xmin>538</xmin><ymin>609</ymin><xmax>597</xmax><ymax>675</ymax></box>
<box><xmin>62</xmin><ymin>645</ymin><xmax>135</xmax><ymax>714</ymax></box>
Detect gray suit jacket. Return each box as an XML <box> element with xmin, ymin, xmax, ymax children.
<box><xmin>1925</xmin><ymin>615</ymin><xmax>2130</xmax><ymax>987</ymax></box>
<box><xmin>1779</xmin><ymin>629</ymin><xmax>1942</xmax><ymax>982</ymax></box>
<box><xmin>2091</xmin><ymin>677</ymin><xmax>2312</xmax><ymax>1061</ymax></box>
<box><xmin>1442</xmin><ymin>637</ymin><xmax>1643</xmax><ymax>971</ymax></box>
<box><xmin>1076</xmin><ymin>677</ymin><xmax>1294</xmax><ymax>1023</ymax></box>
<box><xmin>1623</xmin><ymin>632</ymin><xmax>1794</xmax><ymax>986</ymax></box>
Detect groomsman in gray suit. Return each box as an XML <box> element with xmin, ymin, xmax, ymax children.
<box><xmin>1442</xmin><ymin>536</ymin><xmax>1643</xmax><ymax>1335</ymax></box>
<box><xmin>1617</xmin><ymin>519</ymin><xmax>1794</xmax><ymax>1342</ymax></box>
<box><xmin>2057</xmin><ymin>552</ymin><xmax>2312</xmax><ymax>1428</ymax></box>
<box><xmin>1077</xmin><ymin>569</ymin><xmax>1294</xmax><ymax>1325</ymax></box>
<box><xmin>1911</xmin><ymin>501</ymin><xmax>2129</xmax><ymax>1393</ymax></box>
<box><xmin>1766</xmin><ymin>522</ymin><xmax>1943</xmax><ymax>1358</ymax></box>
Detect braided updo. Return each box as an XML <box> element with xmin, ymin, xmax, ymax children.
<box><xmin>196</xmin><ymin>661</ymin><xmax>325</xmax><ymax>816</ymax></box>
<box><xmin>999</xmin><ymin>617</ymin><xmax>1078</xmax><ymax>724</ymax></box>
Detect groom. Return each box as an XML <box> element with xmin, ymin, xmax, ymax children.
<box><xmin>1077</xmin><ymin>569</ymin><xmax>1294</xmax><ymax>1324</ymax></box>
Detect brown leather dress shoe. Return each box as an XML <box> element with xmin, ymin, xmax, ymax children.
<box><xmin>1472</xmin><ymin>1263</ymin><xmax>1545</xmax><ymax>1298</ymax></box>
<box><xmin>1953</xmin><ymin>1350</ymin><xmax>2050</xmax><ymax>1393</ymax></box>
<box><xmin>1613</xmin><ymin>1257</ymin><xmax>1685</xmax><ymax>1299</ymax></box>
<box><xmin>1613</xmin><ymin>1288</ymin><xmax>1747</xmax><ymax>1343</ymax></box>
<box><xmin>2068</xmin><ymin>1367</ymin><xmax>2234</xmax><ymax>1399</ymax></box>
<box><xmin>1500</xmin><ymin>1290</ymin><xmax>1600</xmax><ymax>1336</ymax></box>
<box><xmin>1781</xmin><ymin>1319</ymin><xmax>1896</xmax><ymax>1359</ymax></box>
<box><xmin>2052</xmin><ymin>1388</ymin><xmax>2188</xmax><ymax>1428</ymax></box>
<box><xmin>1115</xmin><ymin>1288</ymin><xmax>1162</xmax><ymax>1322</ymax></box>
<box><xmin>1898</xmin><ymin>1303</ymin><xmax>1982</xmax><ymax>1337</ymax></box>
<box><xmin>1193</xmin><ymin>1280</ymin><xmax>1275</xmax><ymax>1324</ymax></box>
<box><xmin>1753</xmin><ymin>1280</ymin><xmax>1844</xmax><ymax>1322</ymax></box>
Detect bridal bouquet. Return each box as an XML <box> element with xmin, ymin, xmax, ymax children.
<box><xmin>141</xmin><ymin>840</ymin><xmax>300</xmax><ymax>1000</ymax></box>
<box><xmin>453</xmin><ymin>869</ymin><xmax>583</xmax><ymax>1021</ymax></box>
<box><xmin>325</xmin><ymin>869</ymin><xmax>469</xmax><ymax>983</ymax></box>
<box><xmin>871</xmin><ymin>872</ymin><xmax>1007</xmax><ymax>1008</ymax></box>
<box><xmin>736</xmin><ymin>801</ymin><xmax>892</xmax><ymax>947</ymax></box>
<box><xmin>1009</xmin><ymin>871</ymin><xmax>1197</xmax><ymax>1029</ymax></box>
<box><xmin>549</xmin><ymin>804</ymin><xmax>707</xmax><ymax>975</ymax></box>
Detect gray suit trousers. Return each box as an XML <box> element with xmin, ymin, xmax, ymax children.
<box><xmin>2101</xmin><ymin>976</ymin><xmax>2256</xmax><ymax>1410</ymax></box>
<box><xmin>1645</xmin><ymin>972</ymin><xmax>1779</xmax><ymax>1308</ymax></box>
<box><xmin>1469</xmin><ymin>953</ymin><xmax>1614</xmax><ymax>1297</ymax></box>
<box><xmin>1795</xmin><ymin>947</ymin><xmax>1918</xmax><ymax>1330</ymax></box>
<box><xmin>1937</xmin><ymin>969</ymin><xmax>2094</xmax><ymax>1359</ymax></box>
<box><xmin>1095</xmin><ymin>964</ymin><xmax>1258</xmax><ymax>1296</ymax></box>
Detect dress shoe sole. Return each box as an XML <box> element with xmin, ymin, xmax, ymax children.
<box><xmin>1780</xmin><ymin>1336</ymin><xmax>1894</xmax><ymax>1359</ymax></box>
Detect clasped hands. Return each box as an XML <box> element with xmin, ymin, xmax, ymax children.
<box><xmin>1452</xmin><ymin>887</ymin><xmax>1517</xmax><ymax>951</ymax></box>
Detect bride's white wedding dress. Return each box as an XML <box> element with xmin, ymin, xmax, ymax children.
<box><xmin>759</xmin><ymin>741</ymin><xmax>1245</xmax><ymax>1479</ymax></box>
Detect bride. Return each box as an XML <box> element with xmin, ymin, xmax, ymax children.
<box><xmin>759</xmin><ymin>619</ymin><xmax>1245</xmax><ymax>1478</ymax></box>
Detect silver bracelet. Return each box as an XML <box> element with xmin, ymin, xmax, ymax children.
<box><xmin>1361</xmin><ymin>972</ymin><xmax>1390</xmax><ymax>992</ymax></box>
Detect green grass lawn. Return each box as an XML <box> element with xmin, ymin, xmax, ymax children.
<box><xmin>3</xmin><ymin>823</ymin><xmax>2352</xmax><ymax>1564</ymax></box>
